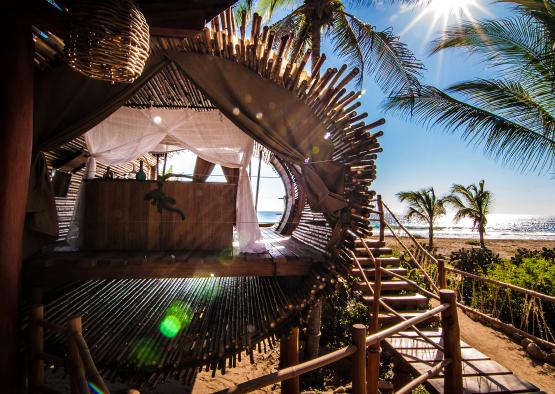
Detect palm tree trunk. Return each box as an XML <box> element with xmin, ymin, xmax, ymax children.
<box><xmin>428</xmin><ymin>222</ymin><xmax>434</xmax><ymax>251</ymax></box>
<box><xmin>311</xmin><ymin>21</ymin><xmax>321</xmax><ymax>67</ymax></box>
<box><xmin>479</xmin><ymin>226</ymin><xmax>486</xmax><ymax>249</ymax></box>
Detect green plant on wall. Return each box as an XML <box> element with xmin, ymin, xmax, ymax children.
<box><xmin>144</xmin><ymin>173</ymin><xmax>191</xmax><ymax>220</ymax></box>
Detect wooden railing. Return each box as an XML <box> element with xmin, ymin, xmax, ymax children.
<box><xmin>376</xmin><ymin>196</ymin><xmax>555</xmax><ymax>352</ymax></box>
<box><xmin>29</xmin><ymin>289</ymin><xmax>113</xmax><ymax>394</ymax></box>
<box><xmin>217</xmin><ymin>293</ymin><xmax>462</xmax><ymax>394</ymax></box>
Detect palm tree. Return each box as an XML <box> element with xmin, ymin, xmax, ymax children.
<box><xmin>445</xmin><ymin>180</ymin><xmax>492</xmax><ymax>249</ymax></box>
<box><xmin>236</xmin><ymin>0</ymin><xmax>424</xmax><ymax>94</ymax></box>
<box><xmin>384</xmin><ymin>0</ymin><xmax>555</xmax><ymax>173</ymax></box>
<box><xmin>397</xmin><ymin>187</ymin><xmax>446</xmax><ymax>250</ymax></box>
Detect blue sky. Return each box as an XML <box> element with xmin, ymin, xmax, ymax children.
<box><xmin>324</xmin><ymin>0</ymin><xmax>555</xmax><ymax>215</ymax></box>
<box><xmin>173</xmin><ymin>0</ymin><xmax>555</xmax><ymax>216</ymax></box>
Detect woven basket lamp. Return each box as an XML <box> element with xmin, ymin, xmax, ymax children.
<box><xmin>65</xmin><ymin>0</ymin><xmax>150</xmax><ymax>83</ymax></box>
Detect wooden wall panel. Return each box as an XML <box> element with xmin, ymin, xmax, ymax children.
<box><xmin>82</xmin><ymin>180</ymin><xmax>235</xmax><ymax>251</ymax></box>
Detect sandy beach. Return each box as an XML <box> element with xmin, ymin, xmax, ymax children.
<box><xmin>385</xmin><ymin>236</ymin><xmax>555</xmax><ymax>259</ymax></box>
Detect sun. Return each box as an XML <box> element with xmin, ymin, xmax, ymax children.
<box><xmin>427</xmin><ymin>0</ymin><xmax>478</xmax><ymax>18</ymax></box>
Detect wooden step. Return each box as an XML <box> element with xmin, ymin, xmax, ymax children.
<box><xmin>354</xmin><ymin>239</ymin><xmax>385</xmax><ymax>248</ymax></box>
<box><xmin>362</xmin><ymin>293</ymin><xmax>428</xmax><ymax>308</ymax></box>
<box><xmin>351</xmin><ymin>267</ymin><xmax>408</xmax><ymax>279</ymax></box>
<box><xmin>378</xmin><ymin>310</ymin><xmax>439</xmax><ymax>327</ymax></box>
<box><xmin>352</xmin><ymin>256</ymin><xmax>401</xmax><ymax>267</ymax></box>
<box><xmin>354</xmin><ymin>247</ymin><xmax>393</xmax><ymax>256</ymax></box>
<box><xmin>355</xmin><ymin>280</ymin><xmax>413</xmax><ymax>293</ymax></box>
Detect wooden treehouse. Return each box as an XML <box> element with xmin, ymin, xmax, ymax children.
<box><xmin>1</xmin><ymin>1</ymin><xmax>549</xmax><ymax>394</ymax></box>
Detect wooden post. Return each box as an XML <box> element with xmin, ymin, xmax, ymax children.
<box><xmin>351</xmin><ymin>324</ymin><xmax>367</xmax><ymax>394</ymax></box>
<box><xmin>280</xmin><ymin>327</ymin><xmax>300</xmax><ymax>394</ymax></box>
<box><xmin>438</xmin><ymin>259</ymin><xmax>446</xmax><ymax>290</ymax></box>
<box><xmin>305</xmin><ymin>301</ymin><xmax>322</xmax><ymax>360</ymax></box>
<box><xmin>67</xmin><ymin>316</ymin><xmax>89</xmax><ymax>394</ymax></box>
<box><xmin>30</xmin><ymin>288</ymin><xmax>44</xmax><ymax>393</ymax></box>
<box><xmin>367</xmin><ymin>258</ymin><xmax>381</xmax><ymax>394</ymax></box>
<box><xmin>0</xmin><ymin>5</ymin><xmax>34</xmax><ymax>392</ymax></box>
<box><xmin>440</xmin><ymin>290</ymin><xmax>463</xmax><ymax>394</ymax></box>
<box><xmin>377</xmin><ymin>195</ymin><xmax>385</xmax><ymax>242</ymax></box>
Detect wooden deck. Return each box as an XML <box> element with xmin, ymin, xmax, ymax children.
<box><xmin>25</xmin><ymin>228</ymin><xmax>325</xmax><ymax>284</ymax></box>
<box><xmin>384</xmin><ymin>331</ymin><xmax>543</xmax><ymax>393</ymax></box>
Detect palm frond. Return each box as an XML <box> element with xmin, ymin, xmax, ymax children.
<box><xmin>496</xmin><ymin>0</ymin><xmax>555</xmax><ymax>40</ymax></box>
<box><xmin>447</xmin><ymin>79</ymin><xmax>555</xmax><ymax>135</ymax></box>
<box><xmin>329</xmin><ymin>9</ymin><xmax>365</xmax><ymax>85</ymax></box>
<box><xmin>384</xmin><ymin>85</ymin><xmax>555</xmax><ymax>172</ymax></box>
<box><xmin>257</xmin><ymin>0</ymin><xmax>299</xmax><ymax>20</ymax></box>
<box><xmin>430</xmin><ymin>16</ymin><xmax>554</xmax><ymax>84</ymax></box>
<box><xmin>342</xmin><ymin>12</ymin><xmax>424</xmax><ymax>94</ymax></box>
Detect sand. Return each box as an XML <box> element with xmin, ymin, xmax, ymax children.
<box><xmin>385</xmin><ymin>236</ymin><xmax>555</xmax><ymax>259</ymax></box>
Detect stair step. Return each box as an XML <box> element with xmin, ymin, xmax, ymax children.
<box><xmin>351</xmin><ymin>267</ymin><xmax>408</xmax><ymax>279</ymax></box>
<box><xmin>354</xmin><ymin>247</ymin><xmax>393</xmax><ymax>256</ymax></box>
<box><xmin>362</xmin><ymin>293</ymin><xmax>428</xmax><ymax>308</ymax></box>
<box><xmin>355</xmin><ymin>239</ymin><xmax>386</xmax><ymax>248</ymax></box>
<box><xmin>352</xmin><ymin>256</ymin><xmax>401</xmax><ymax>267</ymax></box>
<box><xmin>355</xmin><ymin>280</ymin><xmax>413</xmax><ymax>293</ymax></box>
<box><xmin>378</xmin><ymin>310</ymin><xmax>440</xmax><ymax>326</ymax></box>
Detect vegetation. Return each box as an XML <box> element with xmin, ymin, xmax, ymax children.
<box><xmin>236</xmin><ymin>0</ymin><xmax>424</xmax><ymax>94</ymax></box>
<box><xmin>449</xmin><ymin>247</ymin><xmax>503</xmax><ymax>275</ymax></box>
<box><xmin>385</xmin><ymin>0</ymin><xmax>555</xmax><ymax>174</ymax></box>
<box><xmin>444</xmin><ymin>180</ymin><xmax>492</xmax><ymax>249</ymax></box>
<box><xmin>396</xmin><ymin>187</ymin><xmax>446</xmax><ymax>250</ymax></box>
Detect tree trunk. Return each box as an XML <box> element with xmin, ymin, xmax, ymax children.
<box><xmin>428</xmin><ymin>222</ymin><xmax>434</xmax><ymax>251</ymax></box>
<box><xmin>479</xmin><ymin>227</ymin><xmax>486</xmax><ymax>249</ymax></box>
<box><xmin>311</xmin><ymin>21</ymin><xmax>321</xmax><ymax>68</ymax></box>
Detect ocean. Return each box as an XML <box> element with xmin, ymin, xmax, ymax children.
<box><xmin>258</xmin><ymin>211</ymin><xmax>555</xmax><ymax>240</ymax></box>
<box><xmin>386</xmin><ymin>213</ymin><xmax>555</xmax><ymax>241</ymax></box>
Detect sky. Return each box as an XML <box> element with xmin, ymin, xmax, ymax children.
<box><xmin>173</xmin><ymin>0</ymin><xmax>555</xmax><ymax>216</ymax></box>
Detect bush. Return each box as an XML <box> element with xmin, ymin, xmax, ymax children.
<box><xmin>488</xmin><ymin>257</ymin><xmax>555</xmax><ymax>296</ymax></box>
<box><xmin>510</xmin><ymin>247</ymin><xmax>555</xmax><ymax>265</ymax></box>
<box><xmin>449</xmin><ymin>248</ymin><xmax>502</xmax><ymax>275</ymax></box>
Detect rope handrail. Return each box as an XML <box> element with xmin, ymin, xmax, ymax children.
<box><xmin>349</xmin><ymin>238</ymin><xmax>445</xmax><ymax>353</ymax></box>
<box><xmin>446</xmin><ymin>267</ymin><xmax>555</xmax><ymax>303</ymax></box>
<box><xmin>381</xmin><ymin>200</ymin><xmax>439</xmax><ymax>266</ymax></box>
<box><xmin>382</xmin><ymin>220</ymin><xmax>440</xmax><ymax>293</ymax></box>
<box><xmin>217</xmin><ymin>303</ymin><xmax>451</xmax><ymax>394</ymax></box>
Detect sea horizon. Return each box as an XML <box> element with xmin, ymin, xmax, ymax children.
<box><xmin>257</xmin><ymin>211</ymin><xmax>555</xmax><ymax>240</ymax></box>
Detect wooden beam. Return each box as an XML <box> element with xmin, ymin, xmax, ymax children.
<box><xmin>280</xmin><ymin>327</ymin><xmax>300</xmax><ymax>394</ymax></box>
<box><xmin>150</xmin><ymin>26</ymin><xmax>201</xmax><ymax>38</ymax></box>
<box><xmin>0</xmin><ymin>4</ymin><xmax>34</xmax><ymax>392</ymax></box>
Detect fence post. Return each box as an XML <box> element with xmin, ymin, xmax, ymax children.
<box><xmin>30</xmin><ymin>288</ymin><xmax>44</xmax><ymax>393</ymax></box>
<box><xmin>67</xmin><ymin>316</ymin><xmax>88</xmax><ymax>394</ymax></box>
<box><xmin>440</xmin><ymin>290</ymin><xmax>463</xmax><ymax>394</ymax></box>
<box><xmin>377</xmin><ymin>195</ymin><xmax>385</xmax><ymax>242</ymax></box>
<box><xmin>438</xmin><ymin>259</ymin><xmax>446</xmax><ymax>290</ymax></box>
<box><xmin>351</xmin><ymin>324</ymin><xmax>367</xmax><ymax>394</ymax></box>
<box><xmin>367</xmin><ymin>258</ymin><xmax>381</xmax><ymax>394</ymax></box>
<box><xmin>280</xmin><ymin>327</ymin><xmax>300</xmax><ymax>394</ymax></box>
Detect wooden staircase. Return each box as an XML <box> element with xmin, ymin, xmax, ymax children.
<box><xmin>350</xmin><ymin>238</ymin><xmax>436</xmax><ymax>328</ymax></box>
<box><xmin>347</xmin><ymin>196</ymin><xmax>544</xmax><ymax>394</ymax></box>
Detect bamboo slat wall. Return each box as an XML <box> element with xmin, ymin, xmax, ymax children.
<box><xmin>43</xmin><ymin>136</ymin><xmax>157</xmax><ymax>240</ymax></box>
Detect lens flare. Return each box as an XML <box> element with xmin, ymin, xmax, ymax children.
<box><xmin>131</xmin><ymin>338</ymin><xmax>162</xmax><ymax>366</ymax></box>
<box><xmin>88</xmin><ymin>382</ymin><xmax>105</xmax><ymax>394</ymax></box>
<box><xmin>159</xmin><ymin>300</ymin><xmax>193</xmax><ymax>338</ymax></box>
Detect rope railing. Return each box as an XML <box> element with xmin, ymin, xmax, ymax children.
<box><xmin>217</xmin><ymin>296</ymin><xmax>461</xmax><ymax>394</ymax></box>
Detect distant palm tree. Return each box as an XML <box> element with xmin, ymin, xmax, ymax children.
<box><xmin>445</xmin><ymin>180</ymin><xmax>492</xmax><ymax>249</ymax></box>
<box><xmin>236</xmin><ymin>0</ymin><xmax>424</xmax><ymax>94</ymax></box>
<box><xmin>384</xmin><ymin>0</ymin><xmax>555</xmax><ymax>173</ymax></box>
<box><xmin>397</xmin><ymin>187</ymin><xmax>446</xmax><ymax>250</ymax></box>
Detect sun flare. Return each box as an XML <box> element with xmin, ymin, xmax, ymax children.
<box><xmin>427</xmin><ymin>0</ymin><xmax>478</xmax><ymax>19</ymax></box>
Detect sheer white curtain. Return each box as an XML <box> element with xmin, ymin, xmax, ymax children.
<box><xmin>69</xmin><ymin>107</ymin><xmax>266</xmax><ymax>253</ymax></box>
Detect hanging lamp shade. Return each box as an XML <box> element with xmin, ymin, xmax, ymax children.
<box><xmin>65</xmin><ymin>0</ymin><xmax>150</xmax><ymax>83</ymax></box>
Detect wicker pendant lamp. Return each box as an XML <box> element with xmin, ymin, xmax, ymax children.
<box><xmin>65</xmin><ymin>0</ymin><xmax>150</xmax><ymax>83</ymax></box>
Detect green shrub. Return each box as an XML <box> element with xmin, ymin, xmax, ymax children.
<box><xmin>449</xmin><ymin>248</ymin><xmax>502</xmax><ymax>275</ymax></box>
<box><xmin>488</xmin><ymin>257</ymin><xmax>555</xmax><ymax>296</ymax></box>
<box><xmin>510</xmin><ymin>247</ymin><xmax>555</xmax><ymax>265</ymax></box>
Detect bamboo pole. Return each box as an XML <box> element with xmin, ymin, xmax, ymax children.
<box><xmin>67</xmin><ymin>316</ymin><xmax>89</xmax><ymax>394</ymax></box>
<box><xmin>440</xmin><ymin>290</ymin><xmax>463</xmax><ymax>394</ymax></box>
<box><xmin>30</xmin><ymin>288</ymin><xmax>44</xmax><ymax>394</ymax></box>
<box><xmin>351</xmin><ymin>324</ymin><xmax>367</xmax><ymax>394</ymax></box>
<box><xmin>367</xmin><ymin>257</ymin><xmax>381</xmax><ymax>394</ymax></box>
<box><xmin>280</xmin><ymin>327</ymin><xmax>300</xmax><ymax>394</ymax></box>
<box><xmin>254</xmin><ymin>151</ymin><xmax>262</xmax><ymax>212</ymax></box>
<box><xmin>377</xmin><ymin>195</ymin><xmax>385</xmax><ymax>242</ymax></box>
<box><xmin>438</xmin><ymin>259</ymin><xmax>446</xmax><ymax>289</ymax></box>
